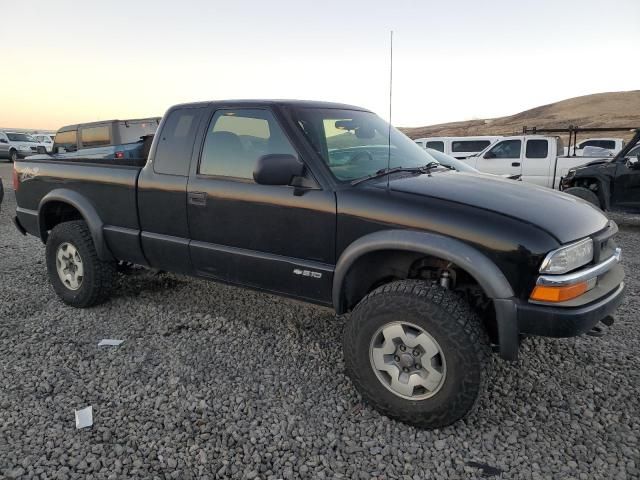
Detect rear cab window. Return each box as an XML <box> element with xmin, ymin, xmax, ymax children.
<box><xmin>153</xmin><ymin>108</ymin><xmax>205</xmax><ymax>176</ymax></box>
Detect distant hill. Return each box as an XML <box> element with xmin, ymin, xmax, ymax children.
<box><xmin>401</xmin><ymin>91</ymin><xmax>640</xmax><ymax>140</ymax></box>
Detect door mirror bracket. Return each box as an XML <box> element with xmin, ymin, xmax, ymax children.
<box><xmin>290</xmin><ymin>175</ymin><xmax>317</xmax><ymax>196</ymax></box>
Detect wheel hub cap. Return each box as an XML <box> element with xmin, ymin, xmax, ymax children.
<box><xmin>369</xmin><ymin>321</ymin><xmax>446</xmax><ymax>400</ymax></box>
<box><xmin>56</xmin><ymin>242</ymin><xmax>84</xmax><ymax>290</ymax></box>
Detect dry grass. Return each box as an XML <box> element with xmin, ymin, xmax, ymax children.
<box><xmin>401</xmin><ymin>90</ymin><xmax>640</xmax><ymax>141</ymax></box>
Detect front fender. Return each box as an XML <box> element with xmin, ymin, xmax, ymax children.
<box><xmin>38</xmin><ymin>189</ymin><xmax>113</xmax><ymax>261</ymax></box>
<box><xmin>332</xmin><ymin>229</ymin><xmax>514</xmax><ymax>313</ymax></box>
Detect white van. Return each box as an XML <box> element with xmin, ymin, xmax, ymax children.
<box><xmin>414</xmin><ymin>136</ymin><xmax>501</xmax><ymax>159</ymax></box>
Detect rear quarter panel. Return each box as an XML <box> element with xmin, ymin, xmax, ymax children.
<box><xmin>14</xmin><ymin>159</ymin><xmax>141</xmax><ymax>236</ymax></box>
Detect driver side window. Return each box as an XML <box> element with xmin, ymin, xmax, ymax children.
<box><xmin>487</xmin><ymin>140</ymin><xmax>521</xmax><ymax>159</ymax></box>
<box><xmin>200</xmin><ymin>109</ymin><xmax>297</xmax><ymax>180</ymax></box>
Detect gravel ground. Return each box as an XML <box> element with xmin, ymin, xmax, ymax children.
<box><xmin>0</xmin><ymin>163</ymin><xmax>639</xmax><ymax>479</ymax></box>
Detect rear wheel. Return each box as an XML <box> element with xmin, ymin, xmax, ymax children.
<box><xmin>45</xmin><ymin>220</ymin><xmax>116</xmax><ymax>307</ymax></box>
<box><xmin>343</xmin><ymin>280</ymin><xmax>491</xmax><ymax>429</ymax></box>
<box><xmin>564</xmin><ymin>186</ymin><xmax>601</xmax><ymax>209</ymax></box>
<box><xmin>9</xmin><ymin>149</ymin><xmax>17</xmax><ymax>163</ymax></box>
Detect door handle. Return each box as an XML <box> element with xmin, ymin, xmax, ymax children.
<box><xmin>512</xmin><ymin>162</ymin><xmax>521</xmax><ymax>167</ymax></box>
<box><xmin>188</xmin><ymin>191</ymin><xmax>207</xmax><ymax>206</ymax></box>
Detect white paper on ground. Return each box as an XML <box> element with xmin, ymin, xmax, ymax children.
<box><xmin>75</xmin><ymin>406</ymin><xmax>93</xmax><ymax>429</ymax></box>
<box><xmin>97</xmin><ymin>339</ymin><xmax>124</xmax><ymax>346</ymax></box>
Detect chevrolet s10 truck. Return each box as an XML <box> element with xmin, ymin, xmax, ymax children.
<box><xmin>12</xmin><ymin>100</ymin><xmax>625</xmax><ymax>428</ymax></box>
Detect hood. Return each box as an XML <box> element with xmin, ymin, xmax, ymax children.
<box><xmin>579</xmin><ymin>158</ymin><xmax>612</xmax><ymax>168</ymax></box>
<box><xmin>381</xmin><ymin>171</ymin><xmax>608</xmax><ymax>244</ymax></box>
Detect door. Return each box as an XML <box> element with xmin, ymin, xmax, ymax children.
<box><xmin>187</xmin><ymin>107</ymin><xmax>336</xmax><ymax>304</ymax></box>
<box><xmin>611</xmin><ymin>149</ymin><xmax>640</xmax><ymax>209</ymax></box>
<box><xmin>521</xmin><ymin>138</ymin><xmax>552</xmax><ymax>186</ymax></box>
<box><xmin>475</xmin><ymin>139</ymin><xmax>523</xmax><ymax>177</ymax></box>
<box><xmin>0</xmin><ymin>132</ymin><xmax>10</xmax><ymax>159</ymax></box>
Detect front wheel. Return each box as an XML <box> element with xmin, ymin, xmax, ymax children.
<box><xmin>45</xmin><ymin>220</ymin><xmax>116</xmax><ymax>307</ymax></box>
<box><xmin>9</xmin><ymin>149</ymin><xmax>17</xmax><ymax>163</ymax></box>
<box><xmin>343</xmin><ymin>280</ymin><xmax>491</xmax><ymax>429</ymax></box>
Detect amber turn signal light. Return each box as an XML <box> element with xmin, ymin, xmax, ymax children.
<box><xmin>530</xmin><ymin>281</ymin><xmax>591</xmax><ymax>302</ymax></box>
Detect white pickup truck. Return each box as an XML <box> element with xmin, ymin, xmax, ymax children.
<box><xmin>464</xmin><ymin>135</ymin><xmax>602</xmax><ymax>189</ymax></box>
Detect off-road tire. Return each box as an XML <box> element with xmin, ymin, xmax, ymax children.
<box><xmin>46</xmin><ymin>220</ymin><xmax>116</xmax><ymax>307</ymax></box>
<box><xmin>9</xmin><ymin>149</ymin><xmax>17</xmax><ymax>163</ymax></box>
<box><xmin>343</xmin><ymin>280</ymin><xmax>491</xmax><ymax>429</ymax></box>
<box><xmin>564</xmin><ymin>186</ymin><xmax>602</xmax><ymax>209</ymax></box>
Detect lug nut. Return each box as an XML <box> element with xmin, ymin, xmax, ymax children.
<box><xmin>413</xmin><ymin>349</ymin><xmax>420</xmax><ymax>356</ymax></box>
<box><xmin>403</xmin><ymin>367</ymin><xmax>409</xmax><ymax>373</ymax></box>
<box><xmin>394</xmin><ymin>355</ymin><xmax>400</xmax><ymax>362</ymax></box>
<box><xmin>399</xmin><ymin>345</ymin><xmax>406</xmax><ymax>352</ymax></box>
<box><xmin>415</xmin><ymin>363</ymin><xmax>421</xmax><ymax>369</ymax></box>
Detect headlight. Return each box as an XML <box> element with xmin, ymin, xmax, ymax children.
<box><xmin>540</xmin><ymin>238</ymin><xmax>593</xmax><ymax>274</ymax></box>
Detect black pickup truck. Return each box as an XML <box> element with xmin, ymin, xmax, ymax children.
<box><xmin>13</xmin><ymin>100</ymin><xmax>625</xmax><ymax>429</ymax></box>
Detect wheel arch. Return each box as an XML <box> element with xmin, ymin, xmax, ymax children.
<box><xmin>333</xmin><ymin>230</ymin><xmax>514</xmax><ymax>314</ymax></box>
<box><xmin>333</xmin><ymin>230</ymin><xmax>519</xmax><ymax>360</ymax></box>
<box><xmin>567</xmin><ymin>174</ymin><xmax>611</xmax><ymax>210</ymax></box>
<box><xmin>38</xmin><ymin>189</ymin><xmax>113</xmax><ymax>261</ymax></box>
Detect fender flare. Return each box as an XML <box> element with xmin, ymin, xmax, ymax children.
<box><xmin>38</xmin><ymin>189</ymin><xmax>113</xmax><ymax>261</ymax></box>
<box><xmin>332</xmin><ymin>229</ymin><xmax>515</xmax><ymax>314</ymax></box>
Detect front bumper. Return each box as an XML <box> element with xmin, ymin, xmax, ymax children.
<box><xmin>495</xmin><ymin>259</ymin><xmax>625</xmax><ymax>360</ymax></box>
<box><xmin>517</xmin><ymin>281</ymin><xmax>625</xmax><ymax>338</ymax></box>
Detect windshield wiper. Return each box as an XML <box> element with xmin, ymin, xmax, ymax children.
<box><xmin>350</xmin><ymin>162</ymin><xmax>442</xmax><ymax>186</ymax></box>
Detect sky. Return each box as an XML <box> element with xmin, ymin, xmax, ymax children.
<box><xmin>1</xmin><ymin>0</ymin><xmax>639</xmax><ymax>130</ymax></box>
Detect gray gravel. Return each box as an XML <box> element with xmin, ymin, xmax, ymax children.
<box><xmin>0</xmin><ymin>162</ymin><xmax>639</xmax><ymax>479</ymax></box>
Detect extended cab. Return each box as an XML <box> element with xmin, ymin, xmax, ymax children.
<box><xmin>12</xmin><ymin>100</ymin><xmax>625</xmax><ymax>429</ymax></box>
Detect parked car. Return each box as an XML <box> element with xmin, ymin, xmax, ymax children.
<box><xmin>33</xmin><ymin>133</ymin><xmax>56</xmax><ymax>153</ymax></box>
<box><xmin>564</xmin><ymin>137</ymin><xmax>625</xmax><ymax>157</ymax></box>
<box><xmin>414</xmin><ymin>136</ymin><xmax>502</xmax><ymax>159</ymax></box>
<box><xmin>27</xmin><ymin>118</ymin><xmax>160</xmax><ymax>164</ymax></box>
<box><xmin>464</xmin><ymin>135</ymin><xmax>616</xmax><ymax>188</ymax></box>
<box><xmin>13</xmin><ymin>100</ymin><xmax>624</xmax><ymax>429</ymax></box>
<box><xmin>0</xmin><ymin>131</ymin><xmax>42</xmax><ymax>162</ymax></box>
<box><xmin>560</xmin><ymin>130</ymin><xmax>640</xmax><ymax>211</ymax></box>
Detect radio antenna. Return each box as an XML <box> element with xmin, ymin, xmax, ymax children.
<box><xmin>386</xmin><ymin>30</ymin><xmax>393</xmax><ymax>191</ymax></box>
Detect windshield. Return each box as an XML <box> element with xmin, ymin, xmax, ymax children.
<box><xmin>6</xmin><ymin>133</ymin><xmax>37</xmax><ymax>142</ymax></box>
<box><xmin>426</xmin><ymin>148</ymin><xmax>479</xmax><ymax>173</ymax></box>
<box><xmin>294</xmin><ymin>108</ymin><xmax>438</xmax><ymax>181</ymax></box>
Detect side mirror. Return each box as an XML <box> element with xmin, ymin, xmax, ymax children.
<box><xmin>253</xmin><ymin>154</ymin><xmax>304</xmax><ymax>186</ymax></box>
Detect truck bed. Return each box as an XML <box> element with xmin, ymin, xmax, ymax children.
<box><xmin>14</xmin><ymin>158</ymin><xmax>142</xmax><ymax>258</ymax></box>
